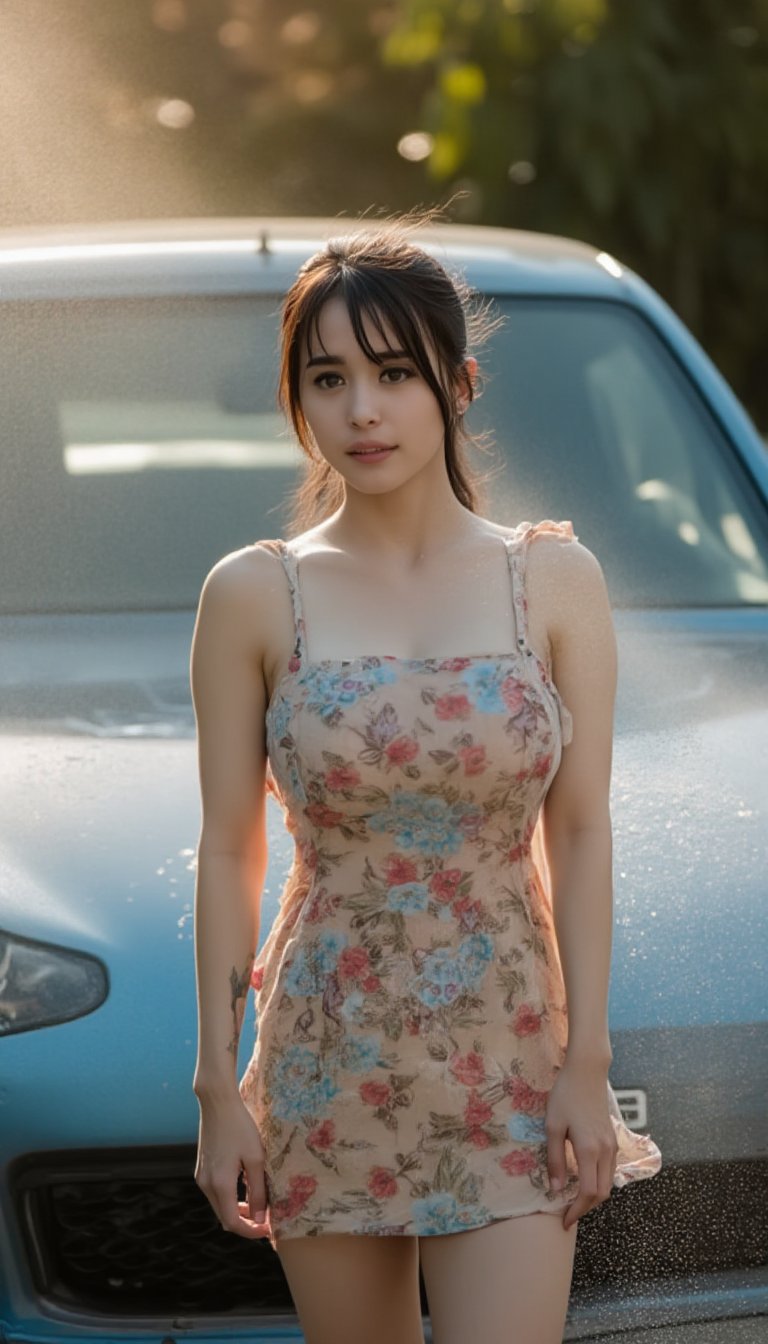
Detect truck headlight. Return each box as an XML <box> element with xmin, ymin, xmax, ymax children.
<box><xmin>0</xmin><ymin>929</ymin><xmax>108</xmax><ymax>1035</ymax></box>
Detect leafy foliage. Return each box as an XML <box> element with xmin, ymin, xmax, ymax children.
<box><xmin>383</xmin><ymin>0</ymin><xmax>768</xmax><ymax>429</ymax></box>
<box><xmin>3</xmin><ymin>0</ymin><xmax>766</xmax><ymax>427</ymax></box>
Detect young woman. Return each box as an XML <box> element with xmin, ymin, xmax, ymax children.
<box><xmin>190</xmin><ymin>217</ymin><xmax>661</xmax><ymax>1344</ymax></box>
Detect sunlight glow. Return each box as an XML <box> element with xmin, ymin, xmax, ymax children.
<box><xmin>596</xmin><ymin>251</ymin><xmax>623</xmax><ymax>278</ymax></box>
<box><xmin>677</xmin><ymin>521</ymin><xmax>700</xmax><ymax>546</ymax></box>
<box><xmin>0</xmin><ymin>240</ymin><xmax>266</xmax><ymax>265</ymax></box>
<box><xmin>64</xmin><ymin>441</ymin><xmax>299</xmax><ymax>475</ymax></box>
<box><xmin>636</xmin><ymin>479</ymin><xmax>672</xmax><ymax>501</ymax></box>
<box><xmin>721</xmin><ymin>512</ymin><xmax>759</xmax><ymax>562</ymax></box>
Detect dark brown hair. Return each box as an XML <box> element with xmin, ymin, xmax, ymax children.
<box><xmin>277</xmin><ymin>206</ymin><xmax>505</xmax><ymax>535</ymax></box>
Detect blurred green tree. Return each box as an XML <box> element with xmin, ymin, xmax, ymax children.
<box><xmin>381</xmin><ymin>0</ymin><xmax>768</xmax><ymax>430</ymax></box>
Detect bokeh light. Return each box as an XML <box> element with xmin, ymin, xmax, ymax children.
<box><xmin>281</xmin><ymin>11</ymin><xmax>322</xmax><ymax>46</ymax></box>
<box><xmin>152</xmin><ymin>98</ymin><xmax>195</xmax><ymax>130</ymax></box>
<box><xmin>151</xmin><ymin>0</ymin><xmax>187</xmax><ymax>33</ymax></box>
<box><xmin>218</xmin><ymin>20</ymin><xmax>253</xmax><ymax>50</ymax></box>
<box><xmin>397</xmin><ymin>132</ymin><xmax>434</xmax><ymax>162</ymax></box>
<box><xmin>508</xmin><ymin>159</ymin><xmax>536</xmax><ymax>185</ymax></box>
<box><xmin>287</xmin><ymin>71</ymin><xmax>334</xmax><ymax>104</ymax></box>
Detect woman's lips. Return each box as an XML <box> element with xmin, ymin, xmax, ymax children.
<box><xmin>348</xmin><ymin>443</ymin><xmax>397</xmax><ymax>462</ymax></box>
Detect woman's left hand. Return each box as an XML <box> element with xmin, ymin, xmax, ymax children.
<box><xmin>545</xmin><ymin>1060</ymin><xmax>619</xmax><ymax>1231</ymax></box>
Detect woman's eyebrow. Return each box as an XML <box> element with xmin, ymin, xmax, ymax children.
<box><xmin>305</xmin><ymin>348</ymin><xmax>411</xmax><ymax>368</ymax></box>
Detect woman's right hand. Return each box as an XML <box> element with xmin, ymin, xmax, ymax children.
<box><xmin>194</xmin><ymin>1090</ymin><xmax>271</xmax><ymax>1239</ymax></box>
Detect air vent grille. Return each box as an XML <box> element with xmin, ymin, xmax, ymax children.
<box><xmin>10</xmin><ymin>1147</ymin><xmax>766</xmax><ymax>1317</ymax></box>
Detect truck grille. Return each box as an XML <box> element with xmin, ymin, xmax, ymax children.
<box><xmin>11</xmin><ymin>1147</ymin><xmax>294</xmax><ymax>1315</ymax></box>
<box><xmin>10</xmin><ymin>1147</ymin><xmax>766</xmax><ymax>1317</ymax></box>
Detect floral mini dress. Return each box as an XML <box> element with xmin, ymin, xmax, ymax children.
<box><xmin>238</xmin><ymin>519</ymin><xmax>662</xmax><ymax>1246</ymax></box>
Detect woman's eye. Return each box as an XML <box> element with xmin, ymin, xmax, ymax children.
<box><xmin>313</xmin><ymin>367</ymin><xmax>414</xmax><ymax>389</ymax></box>
<box><xmin>382</xmin><ymin>367</ymin><xmax>414</xmax><ymax>383</ymax></box>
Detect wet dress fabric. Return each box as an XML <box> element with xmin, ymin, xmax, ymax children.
<box><xmin>238</xmin><ymin>520</ymin><xmax>662</xmax><ymax>1245</ymax></box>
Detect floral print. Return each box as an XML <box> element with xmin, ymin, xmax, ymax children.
<box><xmin>368</xmin><ymin>789</ymin><xmax>484</xmax><ymax>856</ymax></box>
<box><xmin>303</xmin><ymin>661</ymin><xmax>399</xmax><ymax>726</ymax></box>
<box><xmin>239</xmin><ymin>521</ymin><xmax>662</xmax><ymax>1247</ymax></box>
<box><xmin>270</xmin><ymin>1045</ymin><xmax>341</xmax><ymax>1121</ymax></box>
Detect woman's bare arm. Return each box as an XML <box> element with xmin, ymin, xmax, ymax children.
<box><xmin>542</xmin><ymin>538</ymin><xmax>617</xmax><ymax>1065</ymax></box>
<box><xmin>188</xmin><ymin>546</ymin><xmax>283</xmax><ymax>1239</ymax></box>
<box><xmin>190</xmin><ymin>548</ymin><xmax>273</xmax><ymax>1100</ymax></box>
<box><xmin>531</xmin><ymin>535</ymin><xmax>620</xmax><ymax>1227</ymax></box>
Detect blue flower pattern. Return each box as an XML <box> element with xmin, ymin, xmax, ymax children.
<box><xmin>386</xmin><ymin>881</ymin><xmax>431</xmax><ymax>913</ymax></box>
<box><xmin>303</xmin><ymin>662</ymin><xmax>398</xmax><ymax>723</ymax></box>
<box><xmin>416</xmin><ymin>932</ymin><xmax>494</xmax><ymax>1007</ymax></box>
<box><xmin>461</xmin><ymin>660</ymin><xmax>514</xmax><ymax>714</ymax></box>
<box><xmin>507</xmin><ymin>1113</ymin><xmax>548</xmax><ymax>1144</ymax></box>
<box><xmin>368</xmin><ymin>789</ymin><xmax>479</xmax><ymax>856</ymax></box>
<box><xmin>411</xmin><ymin>1191</ymin><xmax>494</xmax><ymax>1235</ymax></box>
<box><xmin>271</xmin><ymin>1045</ymin><xmax>342</xmax><ymax>1121</ymax></box>
<box><xmin>283</xmin><ymin>930</ymin><xmax>348</xmax><ymax>996</ymax></box>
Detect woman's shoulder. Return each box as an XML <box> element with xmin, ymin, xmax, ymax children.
<box><xmin>486</xmin><ymin>517</ymin><xmax>607</xmax><ymax>607</ymax></box>
<box><xmin>195</xmin><ymin>541</ymin><xmax>291</xmax><ymax>631</ymax></box>
<box><xmin>522</xmin><ymin>529</ymin><xmax>611</xmax><ymax>653</ymax></box>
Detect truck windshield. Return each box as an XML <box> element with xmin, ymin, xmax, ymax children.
<box><xmin>3</xmin><ymin>294</ymin><xmax>767</xmax><ymax>612</ymax></box>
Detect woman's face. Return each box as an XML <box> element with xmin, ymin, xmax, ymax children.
<box><xmin>297</xmin><ymin>295</ymin><xmax>473</xmax><ymax>493</ymax></box>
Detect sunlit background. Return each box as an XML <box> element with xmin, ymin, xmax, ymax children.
<box><xmin>1</xmin><ymin>0</ymin><xmax>767</xmax><ymax>434</ymax></box>
<box><xmin>1</xmin><ymin>8</ymin><xmax>767</xmax><ymax>1329</ymax></box>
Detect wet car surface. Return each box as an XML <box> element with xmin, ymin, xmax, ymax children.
<box><xmin>0</xmin><ymin>217</ymin><xmax>766</xmax><ymax>1342</ymax></box>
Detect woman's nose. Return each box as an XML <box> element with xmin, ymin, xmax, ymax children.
<box><xmin>347</xmin><ymin>380</ymin><xmax>381</xmax><ymax>425</ymax></box>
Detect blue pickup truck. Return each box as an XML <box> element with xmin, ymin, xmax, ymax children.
<box><xmin>0</xmin><ymin>217</ymin><xmax>766</xmax><ymax>1342</ymax></box>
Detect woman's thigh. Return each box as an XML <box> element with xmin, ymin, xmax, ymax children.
<box><xmin>275</xmin><ymin>1232</ymin><xmax>426</xmax><ymax>1344</ymax></box>
<box><xmin>418</xmin><ymin>1212</ymin><xmax>577</xmax><ymax>1344</ymax></box>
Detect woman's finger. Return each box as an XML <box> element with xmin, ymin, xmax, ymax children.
<box><xmin>596</xmin><ymin>1138</ymin><xmax>618</xmax><ymax>1204</ymax></box>
<box><xmin>243</xmin><ymin>1158</ymin><xmax>268</xmax><ymax>1223</ymax></box>
<box><xmin>234</xmin><ymin>1198</ymin><xmax>271</xmax><ymax>1237</ymax></box>
<box><xmin>563</xmin><ymin>1136</ymin><xmax>619</xmax><ymax>1229</ymax></box>
<box><xmin>210</xmin><ymin>1170</ymin><xmax>243</xmax><ymax>1230</ymax></box>
<box><xmin>562</xmin><ymin>1146</ymin><xmax>598</xmax><ymax>1230</ymax></box>
<box><xmin>545</xmin><ymin>1120</ymin><xmax>568</xmax><ymax>1194</ymax></box>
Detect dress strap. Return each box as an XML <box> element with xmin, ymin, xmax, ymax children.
<box><xmin>504</xmin><ymin>519</ymin><xmax>577</xmax><ymax>648</ymax></box>
<box><xmin>504</xmin><ymin>520</ymin><xmax>577</xmax><ymax>748</ymax></box>
<box><xmin>255</xmin><ymin>538</ymin><xmax>306</xmax><ymax>667</ymax></box>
